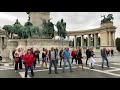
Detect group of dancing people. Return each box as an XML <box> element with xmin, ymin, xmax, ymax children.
<box><xmin>12</xmin><ymin>46</ymin><xmax>112</xmax><ymax>78</ymax></box>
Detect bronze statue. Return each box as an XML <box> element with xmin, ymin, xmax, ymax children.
<box><xmin>42</xmin><ymin>19</ymin><xmax>55</xmax><ymax>39</ymax></box>
<box><xmin>2</xmin><ymin>25</ymin><xmax>13</xmax><ymax>38</ymax></box>
<box><xmin>56</xmin><ymin>19</ymin><xmax>67</xmax><ymax>39</ymax></box>
<box><xmin>101</xmin><ymin>14</ymin><xmax>114</xmax><ymax>24</ymax></box>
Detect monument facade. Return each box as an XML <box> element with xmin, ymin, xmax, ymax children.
<box><xmin>27</xmin><ymin>12</ymin><xmax>50</xmax><ymax>32</ymax></box>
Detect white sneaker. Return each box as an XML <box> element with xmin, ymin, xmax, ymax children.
<box><xmin>71</xmin><ymin>64</ymin><xmax>73</xmax><ymax>67</ymax></box>
<box><xmin>15</xmin><ymin>70</ymin><xmax>17</xmax><ymax>73</ymax></box>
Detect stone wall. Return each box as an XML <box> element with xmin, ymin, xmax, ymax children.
<box><xmin>5</xmin><ymin>39</ymin><xmax>69</xmax><ymax>60</ymax></box>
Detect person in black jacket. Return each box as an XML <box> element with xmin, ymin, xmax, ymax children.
<box><xmin>59</xmin><ymin>48</ymin><xmax>63</xmax><ymax>68</ymax></box>
<box><xmin>76</xmin><ymin>48</ymin><xmax>84</xmax><ymax>71</ymax></box>
<box><xmin>86</xmin><ymin>47</ymin><xmax>90</xmax><ymax>65</ymax></box>
<box><xmin>41</xmin><ymin>48</ymin><xmax>48</xmax><ymax>69</ymax></box>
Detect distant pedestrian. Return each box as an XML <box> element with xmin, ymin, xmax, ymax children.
<box><xmin>71</xmin><ymin>48</ymin><xmax>77</xmax><ymax>66</ymax></box>
<box><xmin>12</xmin><ymin>48</ymin><xmax>16</xmax><ymax>65</ymax></box>
<box><xmin>59</xmin><ymin>48</ymin><xmax>63</xmax><ymax>68</ymax></box>
<box><xmin>33</xmin><ymin>48</ymin><xmax>40</xmax><ymax>69</ymax></box>
<box><xmin>111</xmin><ymin>49</ymin><xmax>114</xmax><ymax>57</ymax></box>
<box><xmin>86</xmin><ymin>47</ymin><xmax>90</xmax><ymax>65</ymax></box>
<box><xmin>41</xmin><ymin>48</ymin><xmax>48</xmax><ymax>69</ymax></box>
<box><xmin>101</xmin><ymin>48</ymin><xmax>109</xmax><ymax>68</ymax></box>
<box><xmin>55</xmin><ymin>48</ymin><xmax>59</xmax><ymax>67</ymax></box>
<box><xmin>76</xmin><ymin>48</ymin><xmax>84</xmax><ymax>71</ymax></box>
<box><xmin>87</xmin><ymin>48</ymin><xmax>95</xmax><ymax>69</ymax></box>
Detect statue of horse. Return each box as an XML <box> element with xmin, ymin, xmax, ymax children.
<box><xmin>101</xmin><ymin>14</ymin><xmax>114</xmax><ymax>24</ymax></box>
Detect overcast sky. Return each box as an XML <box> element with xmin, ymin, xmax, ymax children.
<box><xmin>0</xmin><ymin>12</ymin><xmax>119</xmax><ymax>39</ymax></box>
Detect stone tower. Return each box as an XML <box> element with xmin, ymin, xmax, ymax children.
<box><xmin>26</xmin><ymin>12</ymin><xmax>50</xmax><ymax>32</ymax></box>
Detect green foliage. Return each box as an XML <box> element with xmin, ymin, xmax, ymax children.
<box><xmin>116</xmin><ymin>38</ymin><xmax>120</xmax><ymax>52</ymax></box>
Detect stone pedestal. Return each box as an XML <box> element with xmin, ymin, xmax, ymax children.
<box><xmin>100</xmin><ymin>22</ymin><xmax>116</xmax><ymax>51</ymax></box>
<box><xmin>28</xmin><ymin>12</ymin><xmax>50</xmax><ymax>32</ymax></box>
<box><xmin>5</xmin><ymin>39</ymin><xmax>69</xmax><ymax>59</ymax></box>
<box><xmin>6</xmin><ymin>39</ymin><xmax>18</xmax><ymax>60</ymax></box>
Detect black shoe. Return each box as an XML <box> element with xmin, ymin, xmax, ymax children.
<box><xmin>60</xmin><ymin>66</ymin><xmax>62</xmax><ymax>68</ymax></box>
<box><xmin>102</xmin><ymin>67</ymin><xmax>104</xmax><ymax>68</ymax></box>
<box><xmin>70</xmin><ymin>70</ymin><xmax>73</xmax><ymax>72</ymax></box>
<box><xmin>48</xmin><ymin>72</ymin><xmax>51</xmax><ymax>74</ymax></box>
<box><xmin>92</xmin><ymin>67</ymin><xmax>94</xmax><ymax>69</ymax></box>
<box><xmin>55</xmin><ymin>72</ymin><xmax>59</xmax><ymax>74</ymax></box>
<box><xmin>31</xmin><ymin>74</ymin><xmax>34</xmax><ymax>77</ymax></box>
<box><xmin>107</xmin><ymin>66</ymin><xmax>110</xmax><ymax>68</ymax></box>
<box><xmin>90</xmin><ymin>67</ymin><xmax>93</xmax><ymax>69</ymax></box>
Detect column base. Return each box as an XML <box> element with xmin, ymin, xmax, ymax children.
<box><xmin>100</xmin><ymin>46</ymin><xmax>116</xmax><ymax>51</ymax></box>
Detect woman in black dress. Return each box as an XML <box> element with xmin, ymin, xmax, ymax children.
<box><xmin>77</xmin><ymin>48</ymin><xmax>84</xmax><ymax>71</ymax></box>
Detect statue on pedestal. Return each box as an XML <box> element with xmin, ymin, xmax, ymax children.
<box><xmin>101</xmin><ymin>14</ymin><xmax>114</xmax><ymax>24</ymax></box>
<box><xmin>56</xmin><ymin>19</ymin><xmax>67</xmax><ymax>39</ymax></box>
<box><xmin>42</xmin><ymin>19</ymin><xmax>55</xmax><ymax>39</ymax></box>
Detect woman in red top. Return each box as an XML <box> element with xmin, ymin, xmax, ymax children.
<box><xmin>22</xmin><ymin>49</ymin><xmax>34</xmax><ymax>78</ymax></box>
<box><xmin>71</xmin><ymin>48</ymin><xmax>77</xmax><ymax>65</ymax></box>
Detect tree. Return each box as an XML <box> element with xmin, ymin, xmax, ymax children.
<box><xmin>116</xmin><ymin>38</ymin><xmax>120</xmax><ymax>52</ymax></box>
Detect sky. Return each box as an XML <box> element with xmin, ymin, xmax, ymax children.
<box><xmin>0</xmin><ymin>12</ymin><xmax>119</xmax><ymax>40</ymax></box>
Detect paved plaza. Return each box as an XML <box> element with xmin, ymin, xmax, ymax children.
<box><xmin>0</xmin><ymin>52</ymin><xmax>120</xmax><ymax>78</ymax></box>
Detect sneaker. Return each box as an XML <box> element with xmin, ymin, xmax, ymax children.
<box><xmin>34</xmin><ymin>68</ymin><xmax>37</xmax><ymax>70</ymax></box>
<box><xmin>71</xmin><ymin>64</ymin><xmax>73</xmax><ymax>67</ymax></box>
<box><xmin>15</xmin><ymin>70</ymin><xmax>17</xmax><ymax>73</ymax></box>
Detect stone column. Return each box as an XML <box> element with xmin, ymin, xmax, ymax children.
<box><xmin>88</xmin><ymin>34</ymin><xmax>91</xmax><ymax>47</ymax></box>
<box><xmin>81</xmin><ymin>35</ymin><xmax>84</xmax><ymax>47</ymax></box>
<box><xmin>74</xmin><ymin>35</ymin><xmax>77</xmax><ymax>48</ymax></box>
<box><xmin>109</xmin><ymin>31</ymin><xmax>111</xmax><ymax>46</ymax></box>
<box><xmin>0</xmin><ymin>37</ymin><xmax>2</xmax><ymax>53</ymax></box>
<box><xmin>113</xmin><ymin>32</ymin><xmax>115</xmax><ymax>46</ymax></box>
<box><xmin>94</xmin><ymin>33</ymin><xmax>97</xmax><ymax>48</ymax></box>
